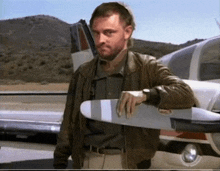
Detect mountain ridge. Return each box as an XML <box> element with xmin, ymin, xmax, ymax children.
<box><xmin>0</xmin><ymin>15</ymin><xmax>204</xmax><ymax>84</ymax></box>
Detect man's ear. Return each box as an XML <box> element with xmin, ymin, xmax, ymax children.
<box><xmin>124</xmin><ymin>25</ymin><xmax>133</xmax><ymax>40</ymax></box>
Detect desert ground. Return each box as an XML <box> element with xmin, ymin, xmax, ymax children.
<box><xmin>0</xmin><ymin>82</ymin><xmax>69</xmax><ymax>91</ymax></box>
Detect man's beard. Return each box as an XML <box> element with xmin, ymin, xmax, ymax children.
<box><xmin>97</xmin><ymin>45</ymin><xmax>124</xmax><ymax>62</ymax></box>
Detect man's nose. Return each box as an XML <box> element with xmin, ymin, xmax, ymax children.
<box><xmin>97</xmin><ymin>33</ymin><xmax>106</xmax><ymax>44</ymax></box>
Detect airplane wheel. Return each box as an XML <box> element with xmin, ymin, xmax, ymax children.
<box><xmin>206</xmin><ymin>133</ymin><xmax>220</xmax><ymax>156</ymax></box>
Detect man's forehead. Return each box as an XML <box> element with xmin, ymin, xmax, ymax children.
<box><xmin>92</xmin><ymin>14</ymin><xmax>125</xmax><ymax>28</ymax></box>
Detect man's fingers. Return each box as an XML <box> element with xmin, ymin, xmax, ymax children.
<box><xmin>117</xmin><ymin>91</ymin><xmax>144</xmax><ymax>118</ymax></box>
<box><xmin>130</xmin><ymin>98</ymin><xmax>137</xmax><ymax>116</ymax></box>
<box><xmin>126</xmin><ymin>96</ymin><xmax>132</xmax><ymax>118</ymax></box>
<box><xmin>117</xmin><ymin>92</ymin><xmax>127</xmax><ymax>116</ymax></box>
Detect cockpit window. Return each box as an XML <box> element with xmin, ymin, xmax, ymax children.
<box><xmin>168</xmin><ymin>45</ymin><xmax>196</xmax><ymax>79</ymax></box>
<box><xmin>199</xmin><ymin>39</ymin><xmax>220</xmax><ymax>81</ymax></box>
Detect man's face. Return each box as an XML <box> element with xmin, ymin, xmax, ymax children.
<box><xmin>92</xmin><ymin>14</ymin><xmax>132</xmax><ymax>61</ymax></box>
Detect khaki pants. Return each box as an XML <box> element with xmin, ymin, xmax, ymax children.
<box><xmin>82</xmin><ymin>151</ymin><xmax>127</xmax><ymax>169</ymax></box>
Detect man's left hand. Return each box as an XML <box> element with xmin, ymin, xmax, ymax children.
<box><xmin>117</xmin><ymin>91</ymin><xmax>147</xmax><ymax>119</ymax></box>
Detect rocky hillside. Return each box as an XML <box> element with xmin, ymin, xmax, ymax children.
<box><xmin>0</xmin><ymin>15</ymin><xmax>204</xmax><ymax>84</ymax></box>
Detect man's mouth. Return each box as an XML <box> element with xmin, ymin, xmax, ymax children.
<box><xmin>98</xmin><ymin>47</ymin><xmax>109</xmax><ymax>53</ymax></box>
<box><xmin>97</xmin><ymin>44</ymin><xmax>110</xmax><ymax>50</ymax></box>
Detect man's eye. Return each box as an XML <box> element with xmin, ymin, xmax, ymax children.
<box><xmin>92</xmin><ymin>32</ymin><xmax>98</xmax><ymax>36</ymax></box>
<box><xmin>105</xmin><ymin>30</ymin><xmax>114</xmax><ymax>36</ymax></box>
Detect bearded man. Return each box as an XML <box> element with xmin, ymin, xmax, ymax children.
<box><xmin>54</xmin><ymin>2</ymin><xmax>195</xmax><ymax>169</ymax></box>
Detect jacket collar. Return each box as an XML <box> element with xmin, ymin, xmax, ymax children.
<box><xmin>126</xmin><ymin>51</ymin><xmax>138</xmax><ymax>75</ymax></box>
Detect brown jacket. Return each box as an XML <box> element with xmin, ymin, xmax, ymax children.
<box><xmin>53</xmin><ymin>51</ymin><xmax>195</xmax><ymax>169</ymax></box>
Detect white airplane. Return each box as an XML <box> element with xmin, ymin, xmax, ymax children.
<box><xmin>1</xmin><ymin>20</ymin><xmax>220</xmax><ymax>168</ymax></box>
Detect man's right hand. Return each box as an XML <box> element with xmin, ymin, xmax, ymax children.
<box><xmin>117</xmin><ymin>91</ymin><xmax>147</xmax><ymax>119</ymax></box>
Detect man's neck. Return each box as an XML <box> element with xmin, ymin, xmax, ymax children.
<box><xmin>100</xmin><ymin>49</ymin><xmax>128</xmax><ymax>74</ymax></box>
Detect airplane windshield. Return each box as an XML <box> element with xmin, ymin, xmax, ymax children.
<box><xmin>199</xmin><ymin>41</ymin><xmax>220</xmax><ymax>81</ymax></box>
<box><xmin>168</xmin><ymin>45</ymin><xmax>196</xmax><ymax>79</ymax></box>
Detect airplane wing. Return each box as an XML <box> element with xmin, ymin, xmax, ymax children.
<box><xmin>80</xmin><ymin>99</ymin><xmax>220</xmax><ymax>133</ymax></box>
<box><xmin>0</xmin><ymin>91</ymin><xmax>67</xmax><ymax>134</ymax></box>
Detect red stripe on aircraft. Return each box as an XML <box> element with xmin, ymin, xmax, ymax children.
<box><xmin>160</xmin><ymin>130</ymin><xmax>207</xmax><ymax>140</ymax></box>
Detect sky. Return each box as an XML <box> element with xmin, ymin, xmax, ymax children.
<box><xmin>1</xmin><ymin>0</ymin><xmax>220</xmax><ymax>44</ymax></box>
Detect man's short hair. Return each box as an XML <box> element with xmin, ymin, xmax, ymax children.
<box><xmin>90</xmin><ymin>2</ymin><xmax>135</xmax><ymax>47</ymax></box>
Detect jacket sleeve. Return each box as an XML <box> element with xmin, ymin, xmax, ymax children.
<box><xmin>145</xmin><ymin>56</ymin><xmax>195</xmax><ymax>109</ymax></box>
<box><xmin>53</xmin><ymin>71</ymin><xmax>78</xmax><ymax>169</ymax></box>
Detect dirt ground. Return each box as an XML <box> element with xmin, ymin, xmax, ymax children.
<box><xmin>0</xmin><ymin>83</ymin><xmax>69</xmax><ymax>91</ymax></box>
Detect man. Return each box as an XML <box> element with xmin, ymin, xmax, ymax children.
<box><xmin>54</xmin><ymin>2</ymin><xmax>195</xmax><ymax>169</ymax></box>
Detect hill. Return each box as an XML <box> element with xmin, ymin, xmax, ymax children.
<box><xmin>0</xmin><ymin>15</ymin><xmax>204</xmax><ymax>84</ymax></box>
